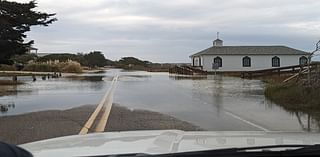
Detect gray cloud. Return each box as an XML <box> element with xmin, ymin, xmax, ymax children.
<box><xmin>14</xmin><ymin>0</ymin><xmax>320</xmax><ymax>62</ymax></box>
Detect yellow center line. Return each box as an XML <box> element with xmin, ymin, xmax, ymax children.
<box><xmin>95</xmin><ymin>75</ymin><xmax>118</xmax><ymax>132</ymax></box>
<box><xmin>79</xmin><ymin>75</ymin><xmax>118</xmax><ymax>135</ymax></box>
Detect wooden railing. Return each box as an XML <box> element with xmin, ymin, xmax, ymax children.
<box><xmin>169</xmin><ymin>66</ymin><xmax>207</xmax><ymax>75</ymax></box>
<box><xmin>241</xmin><ymin>63</ymin><xmax>320</xmax><ymax>78</ymax></box>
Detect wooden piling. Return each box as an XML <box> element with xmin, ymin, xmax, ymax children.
<box><xmin>32</xmin><ymin>75</ymin><xmax>36</xmax><ymax>82</ymax></box>
<box><xmin>12</xmin><ymin>75</ymin><xmax>17</xmax><ymax>82</ymax></box>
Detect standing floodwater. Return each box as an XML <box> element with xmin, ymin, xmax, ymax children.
<box><xmin>0</xmin><ymin>69</ymin><xmax>319</xmax><ymax>132</ymax></box>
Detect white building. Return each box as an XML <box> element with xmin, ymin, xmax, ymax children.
<box><xmin>190</xmin><ymin>38</ymin><xmax>310</xmax><ymax>72</ymax></box>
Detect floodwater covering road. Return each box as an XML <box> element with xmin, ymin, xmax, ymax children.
<box><xmin>0</xmin><ymin>69</ymin><xmax>319</xmax><ymax>132</ymax></box>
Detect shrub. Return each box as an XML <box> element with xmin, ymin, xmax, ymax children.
<box><xmin>60</xmin><ymin>61</ymin><xmax>82</xmax><ymax>73</ymax></box>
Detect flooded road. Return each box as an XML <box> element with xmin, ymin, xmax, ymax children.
<box><xmin>0</xmin><ymin>69</ymin><xmax>319</xmax><ymax>132</ymax></box>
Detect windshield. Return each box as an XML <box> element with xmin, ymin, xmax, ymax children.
<box><xmin>1</xmin><ymin>0</ymin><xmax>320</xmax><ymax>156</ymax></box>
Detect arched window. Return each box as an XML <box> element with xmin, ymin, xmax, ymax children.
<box><xmin>213</xmin><ymin>56</ymin><xmax>222</xmax><ymax>68</ymax></box>
<box><xmin>242</xmin><ymin>56</ymin><xmax>251</xmax><ymax>67</ymax></box>
<box><xmin>299</xmin><ymin>56</ymin><xmax>308</xmax><ymax>65</ymax></box>
<box><xmin>272</xmin><ymin>56</ymin><xmax>280</xmax><ymax>67</ymax></box>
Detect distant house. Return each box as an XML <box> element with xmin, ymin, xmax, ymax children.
<box><xmin>190</xmin><ymin>38</ymin><xmax>310</xmax><ymax>72</ymax></box>
<box><xmin>26</xmin><ymin>46</ymin><xmax>38</xmax><ymax>55</ymax></box>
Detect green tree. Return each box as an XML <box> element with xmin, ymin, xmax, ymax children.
<box><xmin>12</xmin><ymin>53</ymin><xmax>37</xmax><ymax>64</ymax></box>
<box><xmin>0</xmin><ymin>0</ymin><xmax>57</xmax><ymax>64</ymax></box>
<box><xmin>84</xmin><ymin>51</ymin><xmax>108</xmax><ymax>68</ymax></box>
<box><xmin>118</xmin><ymin>57</ymin><xmax>149</xmax><ymax>66</ymax></box>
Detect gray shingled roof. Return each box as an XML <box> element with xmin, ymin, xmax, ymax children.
<box><xmin>190</xmin><ymin>46</ymin><xmax>309</xmax><ymax>57</ymax></box>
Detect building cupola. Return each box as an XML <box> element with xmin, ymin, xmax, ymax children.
<box><xmin>213</xmin><ymin>32</ymin><xmax>223</xmax><ymax>47</ymax></box>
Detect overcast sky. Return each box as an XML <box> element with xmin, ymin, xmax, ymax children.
<box><xmin>14</xmin><ymin>0</ymin><xmax>320</xmax><ymax>62</ymax></box>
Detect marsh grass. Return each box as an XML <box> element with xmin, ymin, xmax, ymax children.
<box><xmin>265</xmin><ymin>83</ymin><xmax>320</xmax><ymax>111</ymax></box>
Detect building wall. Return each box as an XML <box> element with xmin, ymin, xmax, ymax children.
<box><xmin>197</xmin><ymin>55</ymin><xmax>308</xmax><ymax>72</ymax></box>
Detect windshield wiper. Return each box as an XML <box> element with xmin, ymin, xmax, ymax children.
<box><xmin>88</xmin><ymin>144</ymin><xmax>320</xmax><ymax>157</ymax></box>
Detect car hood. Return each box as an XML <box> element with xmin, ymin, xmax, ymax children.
<box><xmin>21</xmin><ymin>130</ymin><xmax>320</xmax><ymax>157</ymax></box>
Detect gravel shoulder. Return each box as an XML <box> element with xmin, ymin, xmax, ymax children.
<box><xmin>0</xmin><ymin>104</ymin><xmax>202</xmax><ymax>145</ymax></box>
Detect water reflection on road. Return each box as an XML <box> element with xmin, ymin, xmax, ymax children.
<box><xmin>0</xmin><ymin>69</ymin><xmax>319</xmax><ymax>132</ymax></box>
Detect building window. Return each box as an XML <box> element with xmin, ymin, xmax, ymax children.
<box><xmin>272</xmin><ymin>56</ymin><xmax>280</xmax><ymax>67</ymax></box>
<box><xmin>299</xmin><ymin>56</ymin><xmax>308</xmax><ymax>65</ymax></box>
<box><xmin>213</xmin><ymin>57</ymin><xmax>222</xmax><ymax>68</ymax></box>
<box><xmin>242</xmin><ymin>56</ymin><xmax>251</xmax><ymax>67</ymax></box>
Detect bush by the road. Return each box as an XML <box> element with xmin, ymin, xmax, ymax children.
<box><xmin>60</xmin><ymin>61</ymin><xmax>82</xmax><ymax>73</ymax></box>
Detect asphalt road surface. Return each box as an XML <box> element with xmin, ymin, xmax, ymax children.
<box><xmin>0</xmin><ymin>104</ymin><xmax>202</xmax><ymax>145</ymax></box>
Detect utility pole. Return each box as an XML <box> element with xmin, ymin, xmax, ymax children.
<box><xmin>308</xmin><ymin>40</ymin><xmax>320</xmax><ymax>85</ymax></box>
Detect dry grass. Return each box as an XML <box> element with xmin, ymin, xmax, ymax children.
<box><xmin>23</xmin><ymin>63</ymin><xmax>60</xmax><ymax>72</ymax></box>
